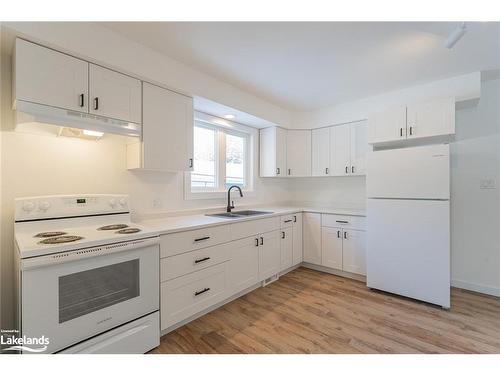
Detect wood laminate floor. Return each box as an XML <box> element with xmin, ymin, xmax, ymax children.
<box><xmin>151</xmin><ymin>267</ymin><xmax>500</xmax><ymax>354</ymax></box>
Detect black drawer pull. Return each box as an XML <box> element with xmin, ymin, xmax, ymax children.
<box><xmin>284</xmin><ymin>219</ymin><xmax>292</xmax><ymax>223</ymax></box>
<box><xmin>194</xmin><ymin>257</ymin><xmax>210</xmax><ymax>264</ymax></box>
<box><xmin>194</xmin><ymin>287</ymin><xmax>210</xmax><ymax>296</ymax></box>
<box><xmin>194</xmin><ymin>236</ymin><xmax>210</xmax><ymax>242</ymax></box>
<box><xmin>336</xmin><ymin>220</ymin><xmax>348</xmax><ymax>224</ymax></box>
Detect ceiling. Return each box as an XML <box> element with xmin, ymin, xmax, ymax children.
<box><xmin>102</xmin><ymin>22</ymin><xmax>500</xmax><ymax>111</ymax></box>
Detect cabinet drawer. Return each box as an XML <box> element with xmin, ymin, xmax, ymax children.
<box><xmin>160</xmin><ymin>225</ymin><xmax>231</xmax><ymax>258</ymax></box>
<box><xmin>161</xmin><ymin>242</ymin><xmax>231</xmax><ymax>281</ymax></box>
<box><xmin>280</xmin><ymin>214</ymin><xmax>295</xmax><ymax>228</ymax></box>
<box><xmin>322</xmin><ymin>214</ymin><xmax>366</xmax><ymax>230</ymax></box>
<box><xmin>160</xmin><ymin>263</ymin><xmax>227</xmax><ymax>329</ymax></box>
<box><xmin>230</xmin><ymin>217</ymin><xmax>280</xmax><ymax>240</ymax></box>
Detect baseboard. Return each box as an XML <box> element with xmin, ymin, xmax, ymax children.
<box><xmin>301</xmin><ymin>262</ymin><xmax>366</xmax><ymax>283</ymax></box>
<box><xmin>451</xmin><ymin>279</ymin><xmax>500</xmax><ymax>298</ymax></box>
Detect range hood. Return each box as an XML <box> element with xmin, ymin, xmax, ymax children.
<box><xmin>15</xmin><ymin>100</ymin><xmax>142</xmax><ymax>138</ymax></box>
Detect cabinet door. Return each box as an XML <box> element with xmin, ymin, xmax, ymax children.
<box><xmin>342</xmin><ymin>229</ymin><xmax>366</xmax><ymax>276</ymax></box>
<box><xmin>330</xmin><ymin>124</ymin><xmax>351</xmax><ymax>176</ymax></box>
<box><xmin>260</xmin><ymin>127</ymin><xmax>286</xmax><ymax>177</ymax></box>
<box><xmin>286</xmin><ymin>130</ymin><xmax>311</xmax><ymax>177</ymax></box>
<box><xmin>259</xmin><ymin>230</ymin><xmax>281</xmax><ymax>281</ymax></box>
<box><xmin>406</xmin><ymin>97</ymin><xmax>455</xmax><ymax>140</ymax></box>
<box><xmin>292</xmin><ymin>213</ymin><xmax>303</xmax><ymax>266</ymax></box>
<box><xmin>280</xmin><ymin>227</ymin><xmax>293</xmax><ymax>271</ymax></box>
<box><xmin>321</xmin><ymin>227</ymin><xmax>343</xmax><ymax>270</ymax></box>
<box><xmin>142</xmin><ymin>83</ymin><xmax>193</xmax><ymax>171</ymax></box>
<box><xmin>303</xmin><ymin>213</ymin><xmax>321</xmax><ymax>265</ymax></box>
<box><xmin>226</xmin><ymin>236</ymin><xmax>259</xmax><ymax>295</ymax></box>
<box><xmin>367</xmin><ymin>106</ymin><xmax>407</xmax><ymax>144</ymax></box>
<box><xmin>89</xmin><ymin>64</ymin><xmax>141</xmax><ymax>123</ymax></box>
<box><xmin>350</xmin><ymin>121</ymin><xmax>368</xmax><ymax>175</ymax></box>
<box><xmin>14</xmin><ymin>39</ymin><xmax>88</xmax><ymax>112</ymax></box>
<box><xmin>311</xmin><ymin>127</ymin><xmax>330</xmax><ymax>176</ymax></box>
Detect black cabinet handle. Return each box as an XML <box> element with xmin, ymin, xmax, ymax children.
<box><xmin>189</xmin><ymin>158</ymin><xmax>193</xmax><ymax>168</ymax></box>
<box><xmin>337</xmin><ymin>230</ymin><xmax>341</xmax><ymax>238</ymax></box>
<box><xmin>345</xmin><ymin>166</ymin><xmax>349</xmax><ymax>174</ymax></box>
<box><xmin>94</xmin><ymin>97</ymin><xmax>99</xmax><ymax>110</ymax></box>
<box><xmin>79</xmin><ymin>94</ymin><xmax>85</xmax><ymax>107</ymax></box>
<box><xmin>325</xmin><ymin>167</ymin><xmax>329</xmax><ymax>175</ymax></box>
<box><xmin>400</xmin><ymin>127</ymin><xmax>403</xmax><ymax>137</ymax></box>
<box><xmin>260</xmin><ymin>237</ymin><xmax>264</xmax><ymax>245</ymax></box>
<box><xmin>194</xmin><ymin>236</ymin><xmax>210</xmax><ymax>242</ymax></box>
<box><xmin>284</xmin><ymin>219</ymin><xmax>292</xmax><ymax>223</ymax></box>
<box><xmin>194</xmin><ymin>287</ymin><xmax>210</xmax><ymax>296</ymax></box>
<box><xmin>336</xmin><ymin>220</ymin><xmax>348</xmax><ymax>224</ymax></box>
<box><xmin>293</xmin><ymin>215</ymin><xmax>297</xmax><ymax>223</ymax></box>
<box><xmin>194</xmin><ymin>256</ymin><xmax>210</xmax><ymax>264</ymax></box>
<box><xmin>255</xmin><ymin>238</ymin><xmax>259</xmax><ymax>247</ymax></box>
<box><xmin>351</xmin><ymin>166</ymin><xmax>354</xmax><ymax>173</ymax></box>
<box><xmin>409</xmin><ymin>126</ymin><xmax>413</xmax><ymax>136</ymax></box>
<box><xmin>288</xmin><ymin>169</ymin><xmax>291</xmax><ymax>175</ymax></box>
<box><xmin>281</xmin><ymin>231</ymin><xmax>285</xmax><ymax>239</ymax></box>
<box><xmin>276</xmin><ymin>168</ymin><xmax>280</xmax><ymax>175</ymax></box>
<box><xmin>344</xmin><ymin>231</ymin><xmax>347</xmax><ymax>239</ymax></box>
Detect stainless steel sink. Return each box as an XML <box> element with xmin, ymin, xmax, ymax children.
<box><xmin>206</xmin><ymin>210</ymin><xmax>273</xmax><ymax>219</ymax></box>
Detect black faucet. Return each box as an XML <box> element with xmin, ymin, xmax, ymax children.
<box><xmin>227</xmin><ymin>185</ymin><xmax>243</xmax><ymax>213</ymax></box>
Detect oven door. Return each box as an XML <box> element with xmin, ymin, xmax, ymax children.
<box><xmin>21</xmin><ymin>237</ymin><xmax>159</xmax><ymax>354</ymax></box>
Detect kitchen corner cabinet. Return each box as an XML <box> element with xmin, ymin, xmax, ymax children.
<box><xmin>279</xmin><ymin>213</ymin><xmax>303</xmax><ymax>271</ymax></box>
<box><xmin>292</xmin><ymin>213</ymin><xmax>303</xmax><ymax>266</ymax></box>
<box><xmin>303</xmin><ymin>212</ymin><xmax>322</xmax><ymax>265</ymax></box>
<box><xmin>260</xmin><ymin>126</ymin><xmax>287</xmax><ymax>177</ymax></box>
<box><xmin>368</xmin><ymin>97</ymin><xmax>455</xmax><ymax>145</ymax></box>
<box><xmin>311</xmin><ymin>120</ymin><xmax>368</xmax><ymax>177</ymax></box>
<box><xmin>127</xmin><ymin>83</ymin><xmax>194</xmax><ymax>171</ymax></box>
<box><xmin>286</xmin><ymin>130</ymin><xmax>312</xmax><ymax>177</ymax></box>
<box><xmin>14</xmin><ymin>38</ymin><xmax>89</xmax><ymax>112</ymax></box>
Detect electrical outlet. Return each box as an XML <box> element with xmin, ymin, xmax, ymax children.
<box><xmin>480</xmin><ymin>178</ymin><xmax>496</xmax><ymax>189</ymax></box>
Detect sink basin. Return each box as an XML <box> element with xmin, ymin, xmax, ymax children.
<box><xmin>206</xmin><ymin>210</ymin><xmax>273</xmax><ymax>219</ymax></box>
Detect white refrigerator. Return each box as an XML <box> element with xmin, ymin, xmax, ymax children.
<box><xmin>366</xmin><ymin>143</ymin><xmax>450</xmax><ymax>308</ymax></box>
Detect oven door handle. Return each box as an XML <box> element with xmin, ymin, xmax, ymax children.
<box><xmin>21</xmin><ymin>236</ymin><xmax>160</xmax><ymax>270</ymax></box>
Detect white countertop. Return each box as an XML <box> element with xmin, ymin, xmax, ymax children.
<box><xmin>138</xmin><ymin>205</ymin><xmax>366</xmax><ymax>235</ymax></box>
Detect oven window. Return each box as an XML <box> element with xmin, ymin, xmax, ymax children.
<box><xmin>58</xmin><ymin>259</ymin><xmax>140</xmax><ymax>323</ymax></box>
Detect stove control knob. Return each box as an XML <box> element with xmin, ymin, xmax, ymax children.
<box><xmin>119</xmin><ymin>198</ymin><xmax>127</xmax><ymax>207</ymax></box>
<box><xmin>39</xmin><ymin>201</ymin><xmax>51</xmax><ymax>211</ymax></box>
<box><xmin>109</xmin><ymin>198</ymin><xmax>117</xmax><ymax>207</ymax></box>
<box><xmin>22</xmin><ymin>202</ymin><xmax>36</xmax><ymax>212</ymax></box>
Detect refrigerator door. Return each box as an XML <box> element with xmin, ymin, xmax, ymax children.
<box><xmin>367</xmin><ymin>144</ymin><xmax>450</xmax><ymax>199</ymax></box>
<box><xmin>367</xmin><ymin>198</ymin><xmax>450</xmax><ymax>308</ymax></box>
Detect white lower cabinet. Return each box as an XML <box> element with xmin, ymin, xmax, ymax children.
<box><xmin>342</xmin><ymin>229</ymin><xmax>366</xmax><ymax>275</ymax></box>
<box><xmin>160</xmin><ymin>262</ymin><xmax>227</xmax><ymax>329</ymax></box>
<box><xmin>226</xmin><ymin>236</ymin><xmax>260</xmax><ymax>295</ymax></box>
<box><xmin>303</xmin><ymin>213</ymin><xmax>322</xmax><ymax>265</ymax></box>
<box><xmin>321</xmin><ymin>227</ymin><xmax>343</xmax><ymax>270</ymax></box>
<box><xmin>259</xmin><ymin>230</ymin><xmax>281</xmax><ymax>281</ymax></box>
<box><xmin>292</xmin><ymin>213</ymin><xmax>303</xmax><ymax>266</ymax></box>
<box><xmin>280</xmin><ymin>227</ymin><xmax>293</xmax><ymax>271</ymax></box>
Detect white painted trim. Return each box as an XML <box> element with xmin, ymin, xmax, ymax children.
<box><xmin>451</xmin><ymin>279</ymin><xmax>500</xmax><ymax>298</ymax></box>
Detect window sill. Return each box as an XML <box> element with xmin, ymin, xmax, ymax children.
<box><xmin>184</xmin><ymin>189</ymin><xmax>256</xmax><ymax>201</ymax></box>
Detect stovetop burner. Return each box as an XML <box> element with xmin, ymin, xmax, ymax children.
<box><xmin>116</xmin><ymin>228</ymin><xmax>141</xmax><ymax>234</ymax></box>
<box><xmin>38</xmin><ymin>235</ymin><xmax>84</xmax><ymax>245</ymax></box>
<box><xmin>98</xmin><ymin>224</ymin><xmax>129</xmax><ymax>231</ymax></box>
<box><xmin>34</xmin><ymin>231</ymin><xmax>68</xmax><ymax>238</ymax></box>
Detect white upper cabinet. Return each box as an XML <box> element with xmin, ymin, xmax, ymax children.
<box><xmin>367</xmin><ymin>105</ymin><xmax>407</xmax><ymax>144</ymax></box>
<box><xmin>89</xmin><ymin>64</ymin><xmax>142</xmax><ymax>124</ymax></box>
<box><xmin>368</xmin><ymin>97</ymin><xmax>455</xmax><ymax>145</ymax></box>
<box><xmin>260</xmin><ymin>126</ymin><xmax>287</xmax><ymax>177</ymax></box>
<box><xmin>311</xmin><ymin>127</ymin><xmax>330</xmax><ymax>176</ymax></box>
<box><xmin>14</xmin><ymin>39</ymin><xmax>89</xmax><ymax>112</ymax></box>
<box><xmin>350</xmin><ymin>120</ymin><xmax>368</xmax><ymax>175</ymax></box>
<box><xmin>330</xmin><ymin>124</ymin><xmax>351</xmax><ymax>176</ymax></box>
<box><xmin>406</xmin><ymin>97</ymin><xmax>455</xmax><ymax>140</ymax></box>
<box><xmin>286</xmin><ymin>130</ymin><xmax>311</xmax><ymax>177</ymax></box>
<box><xmin>128</xmin><ymin>83</ymin><xmax>193</xmax><ymax>171</ymax></box>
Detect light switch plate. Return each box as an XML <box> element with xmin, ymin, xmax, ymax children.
<box><xmin>480</xmin><ymin>178</ymin><xmax>496</xmax><ymax>189</ymax></box>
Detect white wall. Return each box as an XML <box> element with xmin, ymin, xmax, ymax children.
<box><xmin>450</xmin><ymin>77</ymin><xmax>500</xmax><ymax>296</ymax></box>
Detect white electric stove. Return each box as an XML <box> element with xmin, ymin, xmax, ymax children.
<box><xmin>13</xmin><ymin>194</ymin><xmax>160</xmax><ymax>354</ymax></box>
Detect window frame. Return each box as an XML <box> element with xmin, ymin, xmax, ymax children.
<box><xmin>184</xmin><ymin>112</ymin><xmax>257</xmax><ymax>200</ymax></box>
